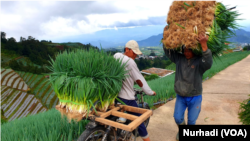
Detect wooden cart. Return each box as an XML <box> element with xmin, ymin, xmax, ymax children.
<box><xmin>56</xmin><ymin>104</ymin><xmax>153</xmax><ymax>132</ymax></box>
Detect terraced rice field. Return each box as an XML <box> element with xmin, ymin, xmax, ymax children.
<box><xmin>1</xmin><ymin>87</ymin><xmax>47</xmax><ymax>121</ymax></box>
<box><xmin>16</xmin><ymin>71</ymin><xmax>59</xmax><ymax>109</ymax></box>
<box><xmin>1</xmin><ymin>68</ymin><xmax>59</xmax><ymax>122</ymax></box>
<box><xmin>1</xmin><ymin>68</ymin><xmax>29</xmax><ymax>91</ymax></box>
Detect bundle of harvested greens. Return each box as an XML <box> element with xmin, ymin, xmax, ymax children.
<box><xmin>162</xmin><ymin>1</ymin><xmax>241</xmax><ymax>58</ymax></box>
<box><xmin>47</xmin><ymin>48</ymin><xmax>128</xmax><ymax>118</ymax></box>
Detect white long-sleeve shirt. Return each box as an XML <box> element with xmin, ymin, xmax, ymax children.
<box><xmin>114</xmin><ymin>53</ymin><xmax>154</xmax><ymax>100</ymax></box>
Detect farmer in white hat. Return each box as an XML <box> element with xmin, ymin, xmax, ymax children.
<box><xmin>114</xmin><ymin>40</ymin><xmax>156</xmax><ymax>141</ymax></box>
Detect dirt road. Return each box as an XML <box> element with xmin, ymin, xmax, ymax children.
<box><xmin>136</xmin><ymin>55</ymin><xmax>250</xmax><ymax>141</ymax></box>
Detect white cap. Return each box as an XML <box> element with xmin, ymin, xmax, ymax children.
<box><xmin>125</xmin><ymin>40</ymin><xmax>142</xmax><ymax>55</ymax></box>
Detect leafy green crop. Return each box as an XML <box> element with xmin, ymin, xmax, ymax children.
<box><xmin>47</xmin><ymin>48</ymin><xmax>129</xmax><ymax>114</ymax></box>
<box><xmin>1</xmin><ymin>109</ymin><xmax>89</xmax><ymax>141</ymax></box>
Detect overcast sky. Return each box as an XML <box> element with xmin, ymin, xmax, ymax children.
<box><xmin>1</xmin><ymin>0</ymin><xmax>250</xmax><ymax>43</ymax></box>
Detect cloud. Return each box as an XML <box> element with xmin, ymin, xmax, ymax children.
<box><xmin>1</xmin><ymin>0</ymin><xmax>250</xmax><ymax>42</ymax></box>
<box><xmin>1</xmin><ymin>1</ymin><xmax>127</xmax><ymax>41</ymax></box>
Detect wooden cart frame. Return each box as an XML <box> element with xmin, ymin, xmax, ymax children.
<box><xmin>56</xmin><ymin>104</ymin><xmax>153</xmax><ymax>132</ymax></box>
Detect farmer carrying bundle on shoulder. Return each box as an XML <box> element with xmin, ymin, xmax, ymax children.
<box><xmin>162</xmin><ymin>1</ymin><xmax>240</xmax><ymax>140</ymax></box>
<box><xmin>162</xmin><ymin>25</ymin><xmax>213</xmax><ymax>140</ymax></box>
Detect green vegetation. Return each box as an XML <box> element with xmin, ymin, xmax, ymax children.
<box><xmin>203</xmin><ymin>51</ymin><xmax>250</xmax><ymax>80</ymax></box>
<box><xmin>199</xmin><ymin>2</ymin><xmax>241</xmax><ymax>59</ymax></box>
<box><xmin>1</xmin><ymin>117</ymin><xmax>8</xmax><ymax>125</ymax></box>
<box><xmin>238</xmin><ymin>94</ymin><xmax>250</xmax><ymax>125</ymax></box>
<box><xmin>1</xmin><ymin>32</ymin><xmax>99</xmax><ymax>75</ymax></box>
<box><xmin>135</xmin><ymin>56</ymin><xmax>172</xmax><ymax>71</ymax></box>
<box><xmin>1</xmin><ymin>109</ymin><xmax>89</xmax><ymax>141</ymax></box>
<box><xmin>1</xmin><ymin>109</ymin><xmax>8</xmax><ymax>125</ymax></box>
<box><xmin>243</xmin><ymin>44</ymin><xmax>250</xmax><ymax>51</ymax></box>
<box><xmin>165</xmin><ymin>62</ymin><xmax>176</xmax><ymax>71</ymax></box>
<box><xmin>135</xmin><ymin>51</ymin><xmax>250</xmax><ymax>108</ymax></box>
<box><xmin>144</xmin><ymin>74</ymin><xmax>160</xmax><ymax>81</ymax></box>
<box><xmin>48</xmin><ymin>48</ymin><xmax>128</xmax><ymax>114</ymax></box>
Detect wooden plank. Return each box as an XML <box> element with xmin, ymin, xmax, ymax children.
<box><xmin>128</xmin><ymin>110</ymin><xmax>152</xmax><ymax>131</ymax></box>
<box><xmin>111</xmin><ymin>111</ymin><xmax>138</xmax><ymax>121</ymax></box>
<box><xmin>94</xmin><ymin>117</ymin><xmax>132</xmax><ymax>131</ymax></box>
<box><xmin>100</xmin><ymin>107</ymin><xmax>120</xmax><ymax>118</ymax></box>
<box><xmin>119</xmin><ymin>105</ymin><xmax>148</xmax><ymax>114</ymax></box>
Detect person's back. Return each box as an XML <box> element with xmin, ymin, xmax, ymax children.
<box><xmin>113</xmin><ymin>40</ymin><xmax>156</xmax><ymax>141</ymax></box>
<box><xmin>114</xmin><ymin>52</ymin><xmax>154</xmax><ymax>100</ymax></box>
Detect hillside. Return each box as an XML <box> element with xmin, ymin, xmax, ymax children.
<box><xmin>137</xmin><ymin>34</ymin><xmax>163</xmax><ymax>47</ymax></box>
<box><xmin>228</xmin><ymin>29</ymin><xmax>250</xmax><ymax>43</ymax></box>
<box><xmin>1</xmin><ymin>68</ymin><xmax>59</xmax><ymax>122</ymax></box>
<box><xmin>136</xmin><ymin>29</ymin><xmax>250</xmax><ymax>47</ymax></box>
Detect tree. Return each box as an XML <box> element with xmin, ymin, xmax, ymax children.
<box><xmin>149</xmin><ymin>50</ymin><xmax>156</xmax><ymax>56</ymax></box>
<box><xmin>20</xmin><ymin>37</ymin><xmax>26</xmax><ymax>42</ymax></box>
<box><xmin>9</xmin><ymin>60</ymin><xmax>20</xmax><ymax>70</ymax></box>
<box><xmin>5</xmin><ymin>38</ymin><xmax>18</xmax><ymax>51</ymax></box>
<box><xmin>28</xmin><ymin>36</ymin><xmax>35</xmax><ymax>40</ymax></box>
<box><xmin>1</xmin><ymin>31</ymin><xmax>6</xmax><ymax>39</ymax></box>
<box><xmin>1</xmin><ymin>32</ymin><xmax>7</xmax><ymax>43</ymax></box>
<box><xmin>8</xmin><ymin>37</ymin><xmax>16</xmax><ymax>42</ymax></box>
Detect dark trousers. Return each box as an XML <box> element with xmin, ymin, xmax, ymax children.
<box><xmin>117</xmin><ymin>97</ymin><xmax>148</xmax><ymax>138</ymax></box>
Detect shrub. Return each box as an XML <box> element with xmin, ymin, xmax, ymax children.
<box><xmin>238</xmin><ymin>94</ymin><xmax>250</xmax><ymax>125</ymax></box>
<box><xmin>145</xmin><ymin>74</ymin><xmax>160</xmax><ymax>81</ymax></box>
<box><xmin>243</xmin><ymin>45</ymin><xmax>250</xmax><ymax>51</ymax></box>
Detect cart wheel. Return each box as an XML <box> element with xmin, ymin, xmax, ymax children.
<box><xmin>77</xmin><ymin>126</ymin><xmax>117</xmax><ymax>141</ymax></box>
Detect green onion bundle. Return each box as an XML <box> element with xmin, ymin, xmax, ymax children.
<box><xmin>162</xmin><ymin>1</ymin><xmax>241</xmax><ymax>58</ymax></box>
<box><xmin>47</xmin><ymin>48</ymin><xmax>128</xmax><ymax>116</ymax></box>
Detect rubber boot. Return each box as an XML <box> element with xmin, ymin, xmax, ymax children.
<box><xmin>142</xmin><ymin>137</ymin><xmax>150</xmax><ymax>141</ymax></box>
<box><xmin>176</xmin><ymin>120</ymin><xmax>186</xmax><ymax>141</ymax></box>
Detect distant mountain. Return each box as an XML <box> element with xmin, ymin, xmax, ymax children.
<box><xmin>136</xmin><ymin>29</ymin><xmax>250</xmax><ymax>47</ymax></box>
<box><xmin>137</xmin><ymin>34</ymin><xmax>163</xmax><ymax>47</ymax></box>
<box><xmin>101</xmin><ymin>29</ymin><xmax>250</xmax><ymax>49</ymax></box>
<box><xmin>227</xmin><ymin>29</ymin><xmax>250</xmax><ymax>43</ymax></box>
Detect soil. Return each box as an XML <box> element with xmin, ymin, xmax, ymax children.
<box><xmin>151</xmin><ymin>103</ymin><xmax>167</xmax><ymax>110</ymax></box>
